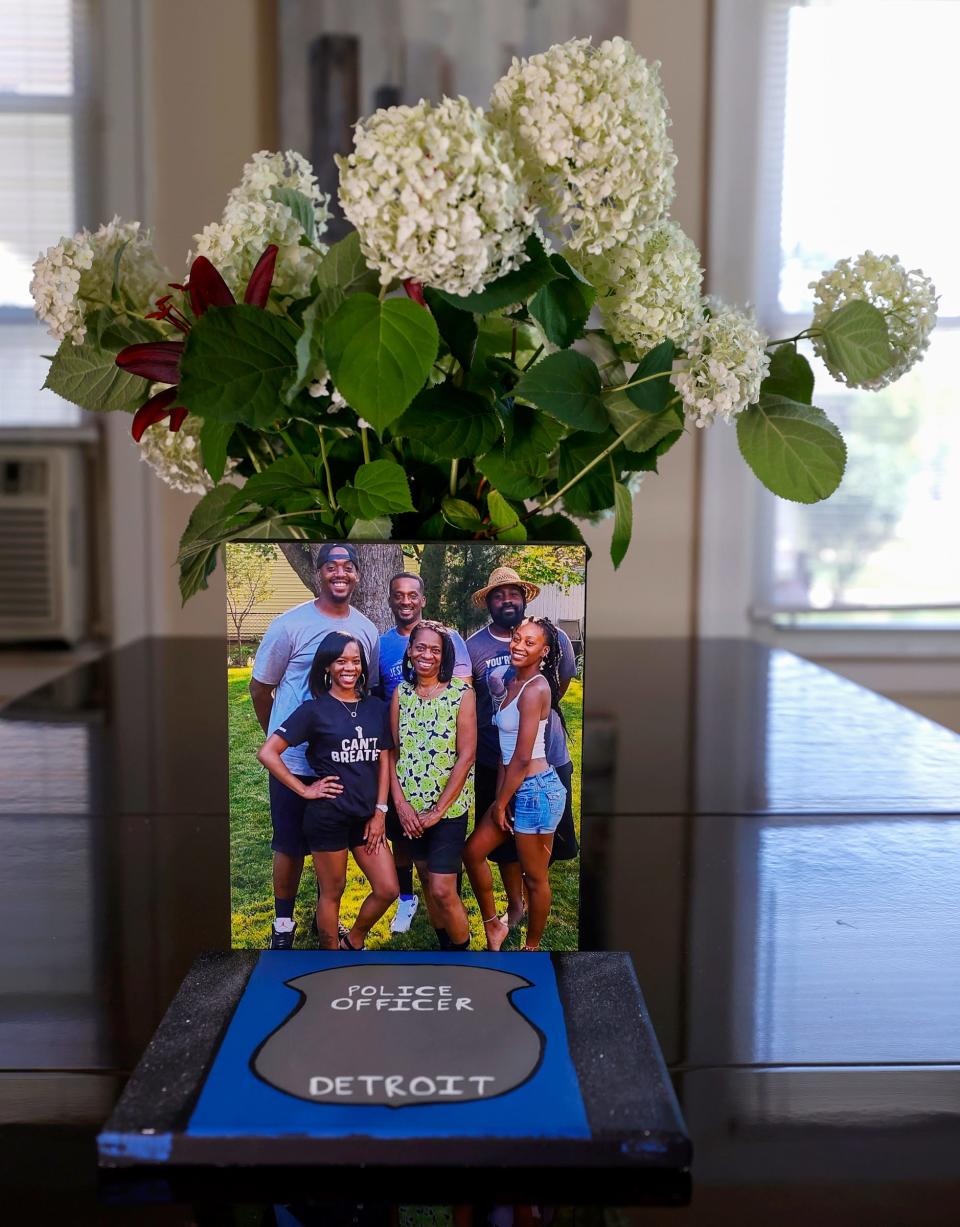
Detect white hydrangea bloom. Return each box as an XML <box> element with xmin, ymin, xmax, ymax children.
<box><xmin>336</xmin><ymin>95</ymin><xmax>537</xmax><ymax>295</ymax></box>
<box><xmin>191</xmin><ymin>150</ymin><xmax>330</xmax><ymax>302</ymax></box>
<box><xmin>31</xmin><ymin>217</ymin><xmax>167</xmax><ymax>344</ymax></box>
<box><xmin>810</xmin><ymin>251</ymin><xmax>937</xmax><ymax>389</ymax></box>
<box><xmin>136</xmin><ymin>410</ymin><xmax>237</xmax><ymax>496</ymax></box>
<box><xmin>490</xmin><ymin>36</ymin><xmax>676</xmax><ymax>254</ymax></box>
<box><xmin>674</xmin><ymin>302</ymin><xmax>770</xmax><ymax>427</ymax></box>
<box><xmin>573</xmin><ymin>219</ymin><xmax>702</xmax><ymax>352</ymax></box>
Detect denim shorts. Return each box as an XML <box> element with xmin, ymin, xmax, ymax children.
<box><xmin>512</xmin><ymin>767</ymin><xmax>566</xmax><ymax>835</ymax></box>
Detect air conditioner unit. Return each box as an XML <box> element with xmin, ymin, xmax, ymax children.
<box><xmin>0</xmin><ymin>445</ymin><xmax>88</xmax><ymax>644</ymax></box>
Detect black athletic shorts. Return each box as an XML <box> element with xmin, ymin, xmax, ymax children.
<box><xmin>394</xmin><ymin>814</ymin><xmax>469</xmax><ymax>876</ymax></box>
<box><xmin>385</xmin><ymin>796</ymin><xmax>405</xmax><ymax>843</ymax></box>
<box><xmin>269</xmin><ymin>772</ymin><xmax>317</xmax><ymax>858</ymax></box>
<box><xmin>304</xmin><ymin>803</ymin><xmax>373</xmax><ymax>854</ymax></box>
<box><xmin>475</xmin><ymin>760</ymin><xmax>579</xmax><ymax>865</ymax></box>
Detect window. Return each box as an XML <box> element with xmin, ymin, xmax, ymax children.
<box><xmin>0</xmin><ymin>0</ymin><xmax>94</xmax><ymax>428</ymax></box>
<box><xmin>706</xmin><ymin>0</ymin><xmax>960</xmax><ymax>634</ymax></box>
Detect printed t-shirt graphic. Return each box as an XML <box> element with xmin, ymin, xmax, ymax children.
<box><xmin>277</xmin><ymin>692</ymin><xmax>393</xmax><ymax>818</ymax></box>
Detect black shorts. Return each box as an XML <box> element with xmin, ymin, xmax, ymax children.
<box><xmin>395</xmin><ymin>814</ymin><xmax>468</xmax><ymax>876</ymax></box>
<box><xmin>475</xmin><ymin>760</ymin><xmax>578</xmax><ymax>865</ymax></box>
<box><xmin>384</xmin><ymin>796</ymin><xmax>405</xmax><ymax>843</ymax></box>
<box><xmin>304</xmin><ymin>803</ymin><xmax>373</xmax><ymax>854</ymax></box>
<box><xmin>269</xmin><ymin>772</ymin><xmax>316</xmax><ymax>858</ymax></box>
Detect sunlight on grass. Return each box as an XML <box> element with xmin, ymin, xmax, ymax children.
<box><xmin>229</xmin><ymin>667</ymin><xmax>582</xmax><ymax>951</ymax></box>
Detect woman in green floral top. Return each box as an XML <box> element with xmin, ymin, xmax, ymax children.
<box><xmin>389</xmin><ymin>620</ymin><xmax>477</xmax><ymax>951</ymax></box>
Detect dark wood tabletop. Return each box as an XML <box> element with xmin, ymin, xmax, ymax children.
<box><xmin>2</xmin><ymin>637</ymin><xmax>960</xmax><ymax>1222</ymax></box>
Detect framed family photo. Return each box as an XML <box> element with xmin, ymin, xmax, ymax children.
<box><xmin>226</xmin><ymin>540</ymin><xmax>587</xmax><ymax>954</ymax></box>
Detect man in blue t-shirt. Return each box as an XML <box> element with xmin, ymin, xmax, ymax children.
<box><xmin>466</xmin><ymin>565</ymin><xmax>579</xmax><ymax>931</ymax></box>
<box><xmin>378</xmin><ymin>571</ymin><xmax>472</xmax><ymax>936</ymax></box>
<box><xmin>250</xmin><ymin>543</ymin><xmax>380</xmax><ymax>950</ymax></box>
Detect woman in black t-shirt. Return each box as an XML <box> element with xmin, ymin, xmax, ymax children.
<box><xmin>258</xmin><ymin>631</ymin><xmax>398</xmax><ymax>950</ymax></box>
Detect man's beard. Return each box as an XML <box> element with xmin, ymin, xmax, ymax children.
<box><xmin>491</xmin><ymin>603</ymin><xmax>524</xmax><ymax>630</ymax></box>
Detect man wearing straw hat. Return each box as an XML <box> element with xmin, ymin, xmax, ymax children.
<box><xmin>466</xmin><ymin>565</ymin><xmax>579</xmax><ymax>932</ymax></box>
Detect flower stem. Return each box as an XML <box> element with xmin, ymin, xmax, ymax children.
<box><xmin>766</xmin><ymin>328</ymin><xmax>818</xmax><ymax>347</ymax></box>
<box><xmin>278</xmin><ymin>429</ymin><xmax>303</xmax><ymax>462</ymax></box>
<box><xmin>605</xmin><ymin>367</ymin><xmax>678</xmax><ymax>395</ymax></box>
<box><xmin>317</xmin><ymin>429</ymin><xmax>338</xmax><ymax>510</ymax></box>
<box><xmin>241</xmin><ymin>436</ymin><xmax>264</xmax><ymax>474</ymax></box>
<box><xmin>529</xmin><ymin>413</ymin><xmax>664</xmax><ymax>518</ymax></box>
<box><xmin>521</xmin><ymin>344</ymin><xmax>544</xmax><ymax>371</ymax></box>
<box><xmin>511</xmin><ymin>323</ymin><xmax>518</xmax><ymax>364</ymax></box>
<box><xmin>449</xmin><ymin>457</ymin><xmax>459</xmax><ymax>496</ymax></box>
<box><xmin>361</xmin><ymin>426</ymin><xmax>371</xmax><ymax>464</ymax></box>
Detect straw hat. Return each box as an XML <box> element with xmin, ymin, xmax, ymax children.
<box><xmin>471</xmin><ymin>565</ymin><xmax>541</xmax><ymax>608</ymax></box>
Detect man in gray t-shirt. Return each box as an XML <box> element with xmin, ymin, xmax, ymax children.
<box><xmin>249</xmin><ymin>543</ymin><xmax>379</xmax><ymax>949</ymax></box>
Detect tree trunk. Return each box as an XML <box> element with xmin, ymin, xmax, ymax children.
<box><xmin>352</xmin><ymin>545</ymin><xmax>404</xmax><ymax>632</ymax></box>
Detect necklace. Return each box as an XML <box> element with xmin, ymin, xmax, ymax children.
<box><xmin>416</xmin><ymin>680</ymin><xmax>444</xmax><ymax>700</ymax></box>
<box><xmin>332</xmin><ymin>692</ymin><xmax>360</xmax><ymax>719</ymax></box>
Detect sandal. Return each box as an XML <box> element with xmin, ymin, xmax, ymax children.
<box><xmin>338</xmin><ymin>933</ymin><xmax>364</xmax><ymax>952</ymax></box>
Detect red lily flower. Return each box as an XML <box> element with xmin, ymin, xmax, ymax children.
<box><xmin>402</xmin><ymin>278</ymin><xmax>427</xmax><ymax>307</ymax></box>
<box><xmin>117</xmin><ymin>245</ymin><xmax>278</xmax><ymax>441</ymax></box>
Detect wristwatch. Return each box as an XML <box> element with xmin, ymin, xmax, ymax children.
<box><xmin>375</xmin><ymin>803</ymin><xmax>388</xmax><ymax>813</ymax></box>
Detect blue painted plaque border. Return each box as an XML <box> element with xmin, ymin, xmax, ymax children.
<box><xmin>186</xmin><ymin>951</ymin><xmax>590</xmax><ymax>1141</ymax></box>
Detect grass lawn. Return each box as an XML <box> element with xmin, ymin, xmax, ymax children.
<box><xmin>228</xmin><ymin>668</ymin><xmax>582</xmax><ymax>951</ymax></box>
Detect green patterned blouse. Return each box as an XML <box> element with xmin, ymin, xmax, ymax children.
<box><xmin>395</xmin><ymin>676</ymin><xmax>474</xmax><ymax>819</ymax></box>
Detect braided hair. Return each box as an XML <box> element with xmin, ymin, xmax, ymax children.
<box><xmin>522</xmin><ymin>616</ymin><xmax>568</xmax><ymax>739</ymax></box>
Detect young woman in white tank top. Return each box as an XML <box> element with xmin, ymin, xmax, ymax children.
<box><xmin>463</xmin><ymin>617</ymin><xmax>568</xmax><ymax>952</ymax></box>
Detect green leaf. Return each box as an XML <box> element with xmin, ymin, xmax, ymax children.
<box><xmin>324</xmin><ymin>294</ymin><xmax>439</xmax><ymax>433</ymax></box>
<box><xmin>764</xmin><ymin>343</ymin><xmax>814</xmax><ymax>404</ymax></box>
<box><xmin>441</xmin><ymin>497</ymin><xmax>484</xmax><ymax>531</ymax></box>
<box><xmin>394</xmin><ymin>386</ymin><xmax>501</xmax><ymax>458</ymax></box>
<box><xmin>242</xmin><ymin>454</ymin><xmax>328</xmax><ymax>511</ymax></box>
<box><xmin>110</xmin><ymin>240</ymin><xmax>130</xmax><ymax>304</ymax></box>
<box><xmin>471</xmin><ymin>316</ymin><xmax>539</xmax><ymax>372</ymax></box>
<box><xmin>819</xmin><ymin>299</ymin><xmax>893</xmax><ymax>386</ymax></box>
<box><xmin>42</xmin><ymin>310</ymin><xmax>164</xmax><ymax>412</ymax></box>
<box><xmin>348</xmin><ymin>517</ymin><xmax>392</xmax><ymax>540</ymax></box>
<box><xmin>315</xmin><ymin>231</ymin><xmax>381</xmax><ymax>299</ymax></box>
<box><xmin>556</xmin><ymin>429</ymin><xmax>620</xmax><ymax>516</ymax></box>
<box><xmin>486</xmin><ymin>489</ymin><xmax>527</xmax><ymax>542</ymax></box>
<box><xmin>525</xmin><ymin>513</ymin><xmax>586</xmax><ymax>544</ymax></box>
<box><xmin>476</xmin><ymin>449</ymin><xmax>546</xmax><ymax>500</ymax></box>
<box><xmin>423</xmin><ymin>287</ymin><xmax>478</xmax><ymax>370</ymax></box>
<box><xmin>514</xmin><ymin>349</ymin><xmax>608</xmax><ymax>433</ymax></box>
<box><xmin>622</xmin><ymin>339</ymin><xmax>675</xmax><ymax>413</ymax></box>
<box><xmin>284</xmin><ymin>294</ymin><xmax>327</xmax><ymax>405</ymax></box>
<box><xmin>432</xmin><ymin>234</ymin><xmax>559</xmax><ymax>313</ymax></box>
<box><xmin>619</xmin><ymin>428</ymin><xmax>684</xmax><ymax>473</ymax></box>
<box><xmin>177</xmin><ymin>484</ymin><xmax>253</xmax><ymax>601</ymax></box>
<box><xmin>271</xmin><ymin>187</ymin><xmax>316</xmax><ymax>243</ymax></box>
<box><xmin>177</xmin><ymin>304</ymin><xmax>299</xmax><ymax>428</ymax></box>
<box><xmin>736</xmin><ymin>393</ymin><xmax>847</xmax><ymax>503</ymax></box>
<box><xmin>500</xmin><ymin>399</ymin><xmax>567</xmax><ymax>467</ymax></box>
<box><xmin>611</xmin><ymin>481</ymin><xmax>632</xmax><ymax>568</ymax></box>
<box><xmin>528</xmin><ymin>254</ymin><xmax>596</xmax><ymax>348</ymax></box>
<box><xmin>606</xmin><ymin>391</ymin><xmax>685</xmax><ymax>455</ymax></box>
<box><xmin>199</xmin><ymin>419</ymin><xmax>234</xmax><ymax>483</ymax></box>
<box><xmin>338</xmin><ymin>458</ymin><xmax>415</xmax><ymax>519</ymax></box>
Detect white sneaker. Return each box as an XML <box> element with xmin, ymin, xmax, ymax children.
<box><xmin>390</xmin><ymin>895</ymin><xmax>419</xmax><ymax>934</ymax></box>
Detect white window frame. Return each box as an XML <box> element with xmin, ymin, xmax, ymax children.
<box><xmin>700</xmin><ymin>0</ymin><xmax>960</xmax><ymax>660</ymax></box>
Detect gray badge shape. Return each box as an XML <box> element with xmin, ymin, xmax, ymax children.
<box><xmin>252</xmin><ymin>964</ymin><xmax>541</xmax><ymax>1107</ymax></box>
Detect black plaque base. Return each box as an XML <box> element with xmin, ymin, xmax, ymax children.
<box><xmin>98</xmin><ymin>951</ymin><xmax>690</xmax><ymax>1205</ymax></box>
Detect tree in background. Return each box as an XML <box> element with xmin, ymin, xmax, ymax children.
<box><xmin>503</xmin><ymin>545</ymin><xmax>585</xmax><ymax>591</ymax></box>
<box><xmin>226</xmin><ymin>543</ymin><xmax>275</xmax><ymax>659</ymax></box>
<box><xmin>277</xmin><ymin>542</ymin><xmax>403</xmax><ymax>632</ymax></box>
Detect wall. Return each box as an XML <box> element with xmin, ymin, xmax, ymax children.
<box><xmin>104</xmin><ymin>0</ymin><xmax>710</xmax><ymax>642</ymax></box>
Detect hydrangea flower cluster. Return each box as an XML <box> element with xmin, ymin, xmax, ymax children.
<box><xmin>810</xmin><ymin>251</ymin><xmax>938</xmax><ymax>389</ymax></box>
<box><xmin>31</xmin><ymin>217</ymin><xmax>167</xmax><ymax>344</ymax></box>
<box><xmin>192</xmin><ymin>150</ymin><xmax>331</xmax><ymax>302</ymax></box>
<box><xmin>337</xmin><ymin>95</ymin><xmax>537</xmax><ymax>294</ymax></box>
<box><xmin>573</xmin><ymin>219</ymin><xmax>702</xmax><ymax>353</ymax></box>
<box><xmin>137</xmin><ymin>411</ymin><xmax>237</xmax><ymax>495</ymax></box>
<box><xmin>673</xmin><ymin>302</ymin><xmax>770</xmax><ymax>427</ymax></box>
<box><xmin>490</xmin><ymin>36</ymin><xmax>676</xmax><ymax>254</ymax></box>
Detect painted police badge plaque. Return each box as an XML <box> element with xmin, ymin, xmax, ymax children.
<box><xmin>253</xmin><ymin>964</ymin><xmax>541</xmax><ymax>1106</ymax></box>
